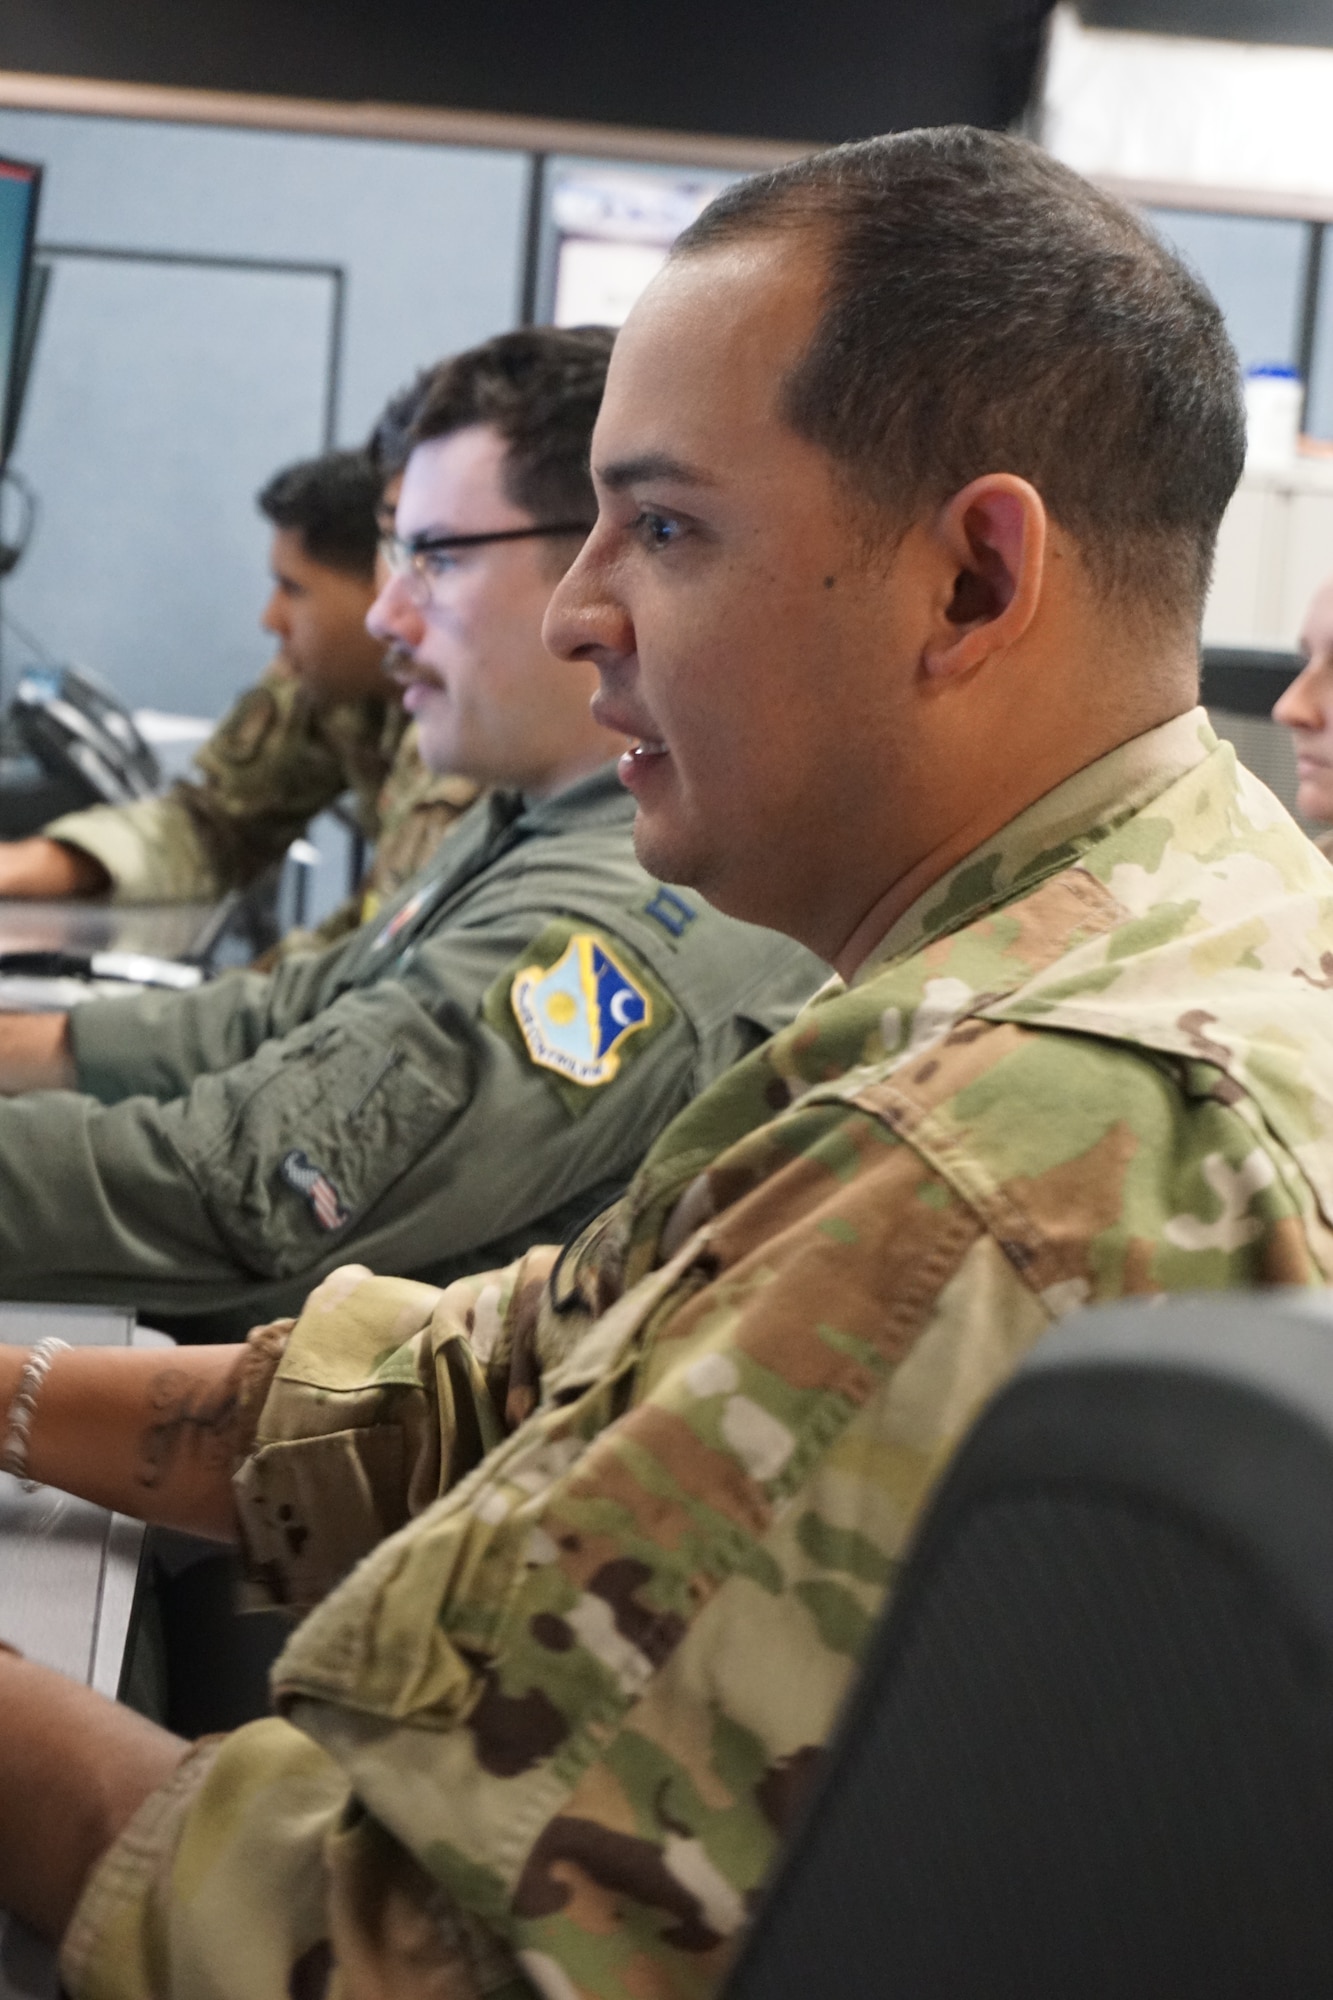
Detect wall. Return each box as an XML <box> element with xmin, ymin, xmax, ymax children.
<box><xmin>0</xmin><ymin>107</ymin><xmax>529</xmax><ymax>714</ymax></box>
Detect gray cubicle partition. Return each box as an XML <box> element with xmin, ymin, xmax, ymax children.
<box><xmin>0</xmin><ymin>106</ymin><xmax>532</xmax><ymax>720</ymax></box>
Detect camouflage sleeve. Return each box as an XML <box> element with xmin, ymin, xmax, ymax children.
<box><xmin>60</xmin><ymin>1720</ymin><xmax>528</xmax><ymax>2000</ymax></box>
<box><xmin>57</xmin><ymin>1254</ymin><xmax>569</xmax><ymax>2000</ymax></box>
<box><xmin>43</xmin><ymin>790</ymin><xmax>235</xmax><ymax>905</ymax></box>
<box><xmin>45</xmin><ymin>675</ymin><xmax>387</xmax><ymax>904</ymax></box>
<box><xmin>58</xmin><ymin>1016</ymin><xmax>1330</xmax><ymax>1998</ymax></box>
<box><xmin>55</xmin><ymin>1108</ymin><xmax>1003</xmax><ymax>2000</ymax></box>
<box><xmin>231</xmin><ymin>1250</ymin><xmax>566</xmax><ymax>1614</ymax></box>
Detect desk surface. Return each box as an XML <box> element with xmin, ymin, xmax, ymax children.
<box><xmin>0</xmin><ymin>1305</ymin><xmax>150</xmax><ymax>2000</ymax></box>
<box><xmin>0</xmin><ymin>898</ymin><xmax>215</xmax><ymax>960</ymax></box>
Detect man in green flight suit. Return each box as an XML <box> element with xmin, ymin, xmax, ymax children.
<box><xmin>0</xmin><ymin>443</ymin><xmax>477</xmax><ymax>954</ymax></box>
<box><xmin>6</xmin><ymin>130</ymin><xmax>1333</xmax><ymax>1999</ymax></box>
<box><xmin>0</xmin><ymin>324</ymin><xmax>822</xmax><ymax>1328</ymax></box>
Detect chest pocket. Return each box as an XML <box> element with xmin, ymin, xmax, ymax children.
<box><xmin>161</xmin><ymin>986</ymin><xmax>473</xmax><ymax>1278</ymax></box>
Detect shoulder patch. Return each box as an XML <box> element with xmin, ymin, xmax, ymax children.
<box><xmin>513</xmin><ymin>933</ymin><xmax>650</xmax><ymax>1083</ymax></box>
<box><xmin>484</xmin><ymin>919</ymin><xmax>676</xmax><ymax>1116</ymax></box>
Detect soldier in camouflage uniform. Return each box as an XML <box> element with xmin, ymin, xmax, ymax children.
<box><xmin>0</xmin><ymin>449</ymin><xmax>477</xmax><ymax>953</ymax></box>
<box><xmin>2</xmin><ymin>133</ymin><xmax>1331</xmax><ymax>2000</ymax></box>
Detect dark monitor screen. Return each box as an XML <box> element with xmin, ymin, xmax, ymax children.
<box><xmin>0</xmin><ymin>155</ymin><xmax>42</xmax><ymax>471</ymax></box>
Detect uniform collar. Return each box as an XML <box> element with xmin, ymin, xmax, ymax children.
<box><xmin>361</xmin><ymin>761</ymin><xmax>632</xmax><ymax>961</ymax></box>
<box><xmin>487</xmin><ymin>761</ymin><xmax>634</xmax><ymax>843</ymax></box>
<box><xmin>852</xmin><ymin>707</ymin><xmax>1217</xmax><ymax>984</ymax></box>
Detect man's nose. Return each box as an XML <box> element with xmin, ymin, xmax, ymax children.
<box><xmin>1275</xmin><ymin>661</ymin><xmax>1326</xmax><ymax>731</ymax></box>
<box><xmin>543</xmin><ymin>537</ymin><xmax>632</xmax><ymax>666</ymax></box>
<box><xmin>367</xmin><ymin>571</ymin><xmax>422</xmax><ymax>648</ymax></box>
<box><xmin>260</xmin><ymin>589</ymin><xmax>286</xmax><ymax>638</ymax></box>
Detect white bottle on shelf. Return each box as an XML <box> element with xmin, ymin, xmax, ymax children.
<box><xmin>1245</xmin><ymin>364</ymin><xmax>1304</xmax><ymax>471</ymax></box>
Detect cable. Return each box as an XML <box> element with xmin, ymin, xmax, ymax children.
<box><xmin>0</xmin><ymin>464</ymin><xmax>37</xmax><ymax>578</ymax></box>
<box><xmin>0</xmin><ymin>603</ymin><xmax>55</xmax><ymax>666</ymax></box>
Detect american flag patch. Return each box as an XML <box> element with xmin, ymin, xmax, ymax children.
<box><xmin>279</xmin><ymin>1148</ymin><xmax>350</xmax><ymax>1232</ymax></box>
<box><xmin>375</xmin><ymin>888</ymin><xmax>428</xmax><ymax>949</ymax></box>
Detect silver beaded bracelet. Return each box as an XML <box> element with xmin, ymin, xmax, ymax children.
<box><xmin>1</xmin><ymin>1336</ymin><xmax>70</xmax><ymax>1492</ymax></box>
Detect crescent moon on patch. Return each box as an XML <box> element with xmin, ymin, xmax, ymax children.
<box><xmin>609</xmin><ymin>989</ymin><xmax>637</xmax><ymax>1027</ymax></box>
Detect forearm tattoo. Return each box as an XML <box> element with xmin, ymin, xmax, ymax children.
<box><xmin>136</xmin><ymin>1366</ymin><xmax>244</xmax><ymax>1492</ymax></box>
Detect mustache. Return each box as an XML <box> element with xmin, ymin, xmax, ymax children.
<box><xmin>382</xmin><ymin>645</ymin><xmax>428</xmax><ymax>684</ymax></box>
<box><xmin>382</xmin><ymin>646</ymin><xmax>447</xmax><ymax>699</ymax></box>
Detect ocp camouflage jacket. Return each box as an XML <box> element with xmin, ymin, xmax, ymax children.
<box><xmin>62</xmin><ymin>711</ymin><xmax>1333</xmax><ymax>2000</ymax></box>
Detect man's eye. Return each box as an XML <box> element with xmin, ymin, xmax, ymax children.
<box><xmin>420</xmin><ymin>549</ymin><xmax>461</xmax><ymax>577</ymax></box>
<box><xmin>633</xmin><ymin>511</ymin><xmax>683</xmax><ymax>551</ymax></box>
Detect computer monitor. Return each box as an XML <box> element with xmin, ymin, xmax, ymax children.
<box><xmin>530</xmin><ymin>158</ymin><xmax>737</xmax><ymax>329</ymax></box>
<box><xmin>0</xmin><ymin>155</ymin><xmax>42</xmax><ymax>470</ymax></box>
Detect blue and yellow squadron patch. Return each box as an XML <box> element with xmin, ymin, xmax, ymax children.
<box><xmin>511</xmin><ymin>932</ymin><xmax>652</xmax><ymax>1087</ymax></box>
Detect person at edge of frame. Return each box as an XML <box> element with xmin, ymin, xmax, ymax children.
<box><xmin>1273</xmin><ymin>571</ymin><xmax>1333</xmax><ymax>861</ymax></box>
<box><xmin>6</xmin><ymin>128</ymin><xmax>1333</xmax><ymax>2000</ymax></box>
<box><xmin>0</xmin><ymin>324</ymin><xmax>823</xmax><ymax>1335</ymax></box>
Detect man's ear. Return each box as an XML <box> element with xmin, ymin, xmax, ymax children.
<box><xmin>921</xmin><ymin>474</ymin><xmax>1047</xmax><ymax>681</ymax></box>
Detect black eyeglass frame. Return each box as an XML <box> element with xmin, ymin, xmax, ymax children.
<box><xmin>382</xmin><ymin>522</ymin><xmax>594</xmax><ymax>563</ymax></box>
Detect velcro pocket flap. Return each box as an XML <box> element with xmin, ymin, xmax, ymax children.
<box><xmin>163</xmin><ymin>985</ymin><xmax>473</xmax><ymax>1276</ymax></box>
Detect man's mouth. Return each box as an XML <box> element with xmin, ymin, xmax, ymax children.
<box><xmin>616</xmin><ymin>735</ymin><xmax>671</xmax><ymax>795</ymax></box>
<box><xmin>402</xmin><ymin>677</ymin><xmax>447</xmax><ymax>716</ymax></box>
<box><xmin>590</xmin><ymin>694</ymin><xmax>668</xmax><ymax>782</ymax></box>
<box><xmin>386</xmin><ymin>649</ymin><xmax>447</xmax><ymax>705</ymax></box>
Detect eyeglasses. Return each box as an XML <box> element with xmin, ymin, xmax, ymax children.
<box><xmin>378</xmin><ymin>523</ymin><xmax>593</xmax><ymax>602</ymax></box>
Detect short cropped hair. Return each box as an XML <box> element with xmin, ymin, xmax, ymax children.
<box><xmin>366</xmin><ymin>374</ymin><xmax>431</xmax><ymax>486</ymax></box>
<box><xmin>674</xmin><ymin>129</ymin><xmax>1245</xmax><ymax>629</ymax></box>
<box><xmin>409</xmin><ymin>326</ymin><xmax>614</xmax><ymax>528</ymax></box>
<box><xmin>257</xmin><ymin>450</ymin><xmax>380</xmax><ymax>579</ymax></box>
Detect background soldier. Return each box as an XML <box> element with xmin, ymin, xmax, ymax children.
<box><xmin>0</xmin><ymin>325</ymin><xmax>820</xmax><ymax>1330</ymax></box>
<box><xmin>0</xmin><ymin>439</ymin><xmax>478</xmax><ymax>955</ymax></box>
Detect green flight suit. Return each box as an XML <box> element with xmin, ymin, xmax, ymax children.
<box><xmin>0</xmin><ymin>764</ymin><xmax>823</xmax><ymax>1325</ymax></box>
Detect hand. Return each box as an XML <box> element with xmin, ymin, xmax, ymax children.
<box><xmin>0</xmin><ymin>837</ymin><xmax>110</xmax><ymax>900</ymax></box>
<box><xmin>0</xmin><ymin>1011</ymin><xmax>75</xmax><ymax>1092</ymax></box>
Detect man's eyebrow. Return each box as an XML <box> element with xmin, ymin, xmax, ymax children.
<box><xmin>594</xmin><ymin>451</ymin><xmax>714</xmax><ymax>491</ymax></box>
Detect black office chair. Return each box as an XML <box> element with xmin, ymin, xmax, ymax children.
<box><xmin>726</xmin><ymin>1292</ymin><xmax>1333</xmax><ymax>2000</ymax></box>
